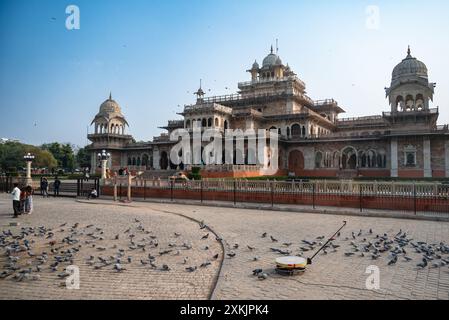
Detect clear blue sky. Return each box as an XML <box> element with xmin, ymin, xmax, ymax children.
<box><xmin>1</xmin><ymin>0</ymin><xmax>449</xmax><ymax>147</ymax></box>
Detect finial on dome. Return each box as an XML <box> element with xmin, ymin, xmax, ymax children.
<box><xmin>407</xmin><ymin>46</ymin><xmax>411</xmax><ymax>57</ymax></box>
<box><xmin>270</xmin><ymin>45</ymin><xmax>273</xmax><ymax>54</ymax></box>
<box><xmin>109</xmin><ymin>92</ymin><xmax>112</xmax><ymax>100</ymax></box>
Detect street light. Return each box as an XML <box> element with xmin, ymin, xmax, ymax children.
<box><xmin>23</xmin><ymin>152</ymin><xmax>35</xmax><ymax>182</ymax></box>
<box><xmin>97</xmin><ymin>150</ymin><xmax>111</xmax><ymax>179</ymax></box>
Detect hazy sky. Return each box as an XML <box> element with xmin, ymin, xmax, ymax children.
<box><xmin>1</xmin><ymin>0</ymin><xmax>448</xmax><ymax>147</ymax></box>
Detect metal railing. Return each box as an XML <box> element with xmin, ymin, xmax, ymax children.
<box><xmin>103</xmin><ymin>179</ymin><xmax>449</xmax><ymax>215</ymax></box>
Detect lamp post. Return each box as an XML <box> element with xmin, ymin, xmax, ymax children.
<box><xmin>97</xmin><ymin>150</ymin><xmax>111</xmax><ymax>179</ymax></box>
<box><xmin>23</xmin><ymin>153</ymin><xmax>35</xmax><ymax>184</ymax></box>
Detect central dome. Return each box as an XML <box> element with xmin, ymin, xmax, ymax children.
<box><xmin>392</xmin><ymin>47</ymin><xmax>428</xmax><ymax>81</ymax></box>
<box><xmin>262</xmin><ymin>46</ymin><xmax>282</xmax><ymax>68</ymax></box>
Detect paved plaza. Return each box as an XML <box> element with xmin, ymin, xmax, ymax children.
<box><xmin>0</xmin><ymin>194</ymin><xmax>448</xmax><ymax>300</ymax></box>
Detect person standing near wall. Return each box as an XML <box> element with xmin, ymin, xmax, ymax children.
<box><xmin>41</xmin><ymin>178</ymin><xmax>49</xmax><ymax>198</ymax></box>
<box><xmin>54</xmin><ymin>177</ymin><xmax>61</xmax><ymax>197</ymax></box>
<box><xmin>11</xmin><ymin>183</ymin><xmax>21</xmax><ymax>218</ymax></box>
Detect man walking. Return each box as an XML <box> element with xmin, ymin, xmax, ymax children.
<box><xmin>11</xmin><ymin>183</ymin><xmax>21</xmax><ymax>218</ymax></box>
<box><xmin>54</xmin><ymin>177</ymin><xmax>61</xmax><ymax>197</ymax></box>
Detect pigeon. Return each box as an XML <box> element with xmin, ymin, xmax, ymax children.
<box><xmin>283</xmin><ymin>243</ymin><xmax>293</xmax><ymax>247</ymax></box>
<box><xmin>344</xmin><ymin>252</ymin><xmax>355</xmax><ymax>257</ymax></box>
<box><xmin>227</xmin><ymin>252</ymin><xmax>236</xmax><ymax>258</ymax></box>
<box><xmin>252</xmin><ymin>269</ymin><xmax>263</xmax><ymax>275</ymax></box>
<box><xmin>258</xmin><ymin>273</ymin><xmax>268</xmax><ymax>280</ymax></box>
<box><xmin>247</xmin><ymin>245</ymin><xmax>255</xmax><ymax>251</ymax></box>
<box><xmin>186</xmin><ymin>266</ymin><xmax>197</xmax><ymax>272</ymax></box>
<box><xmin>201</xmin><ymin>233</ymin><xmax>209</xmax><ymax>240</ymax></box>
<box><xmin>200</xmin><ymin>262</ymin><xmax>211</xmax><ymax>268</ymax></box>
<box><xmin>262</xmin><ymin>233</ymin><xmax>267</xmax><ymax>238</ymax></box>
<box><xmin>270</xmin><ymin>236</ymin><xmax>278</xmax><ymax>242</ymax></box>
<box><xmin>233</xmin><ymin>244</ymin><xmax>239</xmax><ymax>249</ymax></box>
<box><xmin>212</xmin><ymin>254</ymin><xmax>219</xmax><ymax>260</ymax></box>
<box><xmin>388</xmin><ymin>256</ymin><xmax>398</xmax><ymax>266</ymax></box>
<box><xmin>161</xmin><ymin>264</ymin><xmax>170</xmax><ymax>271</ymax></box>
<box><xmin>417</xmin><ymin>259</ymin><xmax>428</xmax><ymax>269</ymax></box>
<box><xmin>174</xmin><ymin>232</ymin><xmax>181</xmax><ymax>237</ymax></box>
<box><xmin>114</xmin><ymin>264</ymin><xmax>125</xmax><ymax>272</ymax></box>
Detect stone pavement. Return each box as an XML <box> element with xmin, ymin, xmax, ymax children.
<box><xmin>1</xmin><ymin>194</ymin><xmax>449</xmax><ymax>300</ymax></box>
<box><xmin>0</xmin><ymin>194</ymin><xmax>222</xmax><ymax>300</ymax></box>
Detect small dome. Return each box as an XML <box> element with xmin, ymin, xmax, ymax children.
<box><xmin>392</xmin><ymin>47</ymin><xmax>428</xmax><ymax>81</ymax></box>
<box><xmin>98</xmin><ymin>93</ymin><xmax>123</xmax><ymax>116</ymax></box>
<box><xmin>252</xmin><ymin>60</ymin><xmax>259</xmax><ymax>69</ymax></box>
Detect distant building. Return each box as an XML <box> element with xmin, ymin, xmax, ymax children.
<box><xmin>1</xmin><ymin>138</ymin><xmax>20</xmax><ymax>144</ymax></box>
<box><xmin>86</xmin><ymin>47</ymin><xmax>449</xmax><ymax>179</ymax></box>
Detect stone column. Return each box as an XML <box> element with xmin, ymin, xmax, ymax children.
<box><xmin>90</xmin><ymin>153</ymin><xmax>96</xmax><ymax>175</ymax></box>
<box><xmin>153</xmin><ymin>148</ymin><xmax>161</xmax><ymax>170</ymax></box>
<box><xmin>101</xmin><ymin>159</ymin><xmax>108</xmax><ymax>179</ymax></box>
<box><xmin>26</xmin><ymin>161</ymin><xmax>32</xmax><ymax>179</ymax></box>
<box><xmin>423</xmin><ymin>138</ymin><xmax>432</xmax><ymax>178</ymax></box>
<box><xmin>445</xmin><ymin>140</ymin><xmax>449</xmax><ymax>178</ymax></box>
<box><xmin>390</xmin><ymin>138</ymin><xmax>398</xmax><ymax>177</ymax></box>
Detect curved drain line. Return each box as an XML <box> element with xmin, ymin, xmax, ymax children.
<box><xmin>77</xmin><ymin>200</ymin><xmax>225</xmax><ymax>300</ymax></box>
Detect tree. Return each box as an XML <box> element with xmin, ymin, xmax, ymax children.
<box><xmin>76</xmin><ymin>147</ymin><xmax>91</xmax><ymax>169</ymax></box>
<box><xmin>0</xmin><ymin>142</ymin><xmax>57</xmax><ymax>173</ymax></box>
<box><xmin>41</xmin><ymin>142</ymin><xmax>75</xmax><ymax>171</ymax></box>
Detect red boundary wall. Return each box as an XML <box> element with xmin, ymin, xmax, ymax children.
<box><xmin>101</xmin><ymin>186</ymin><xmax>449</xmax><ymax>214</ymax></box>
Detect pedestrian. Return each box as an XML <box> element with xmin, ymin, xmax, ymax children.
<box><xmin>19</xmin><ymin>186</ymin><xmax>26</xmax><ymax>214</ymax></box>
<box><xmin>11</xmin><ymin>183</ymin><xmax>21</xmax><ymax>218</ymax></box>
<box><xmin>54</xmin><ymin>176</ymin><xmax>61</xmax><ymax>197</ymax></box>
<box><xmin>41</xmin><ymin>178</ymin><xmax>49</xmax><ymax>198</ymax></box>
<box><xmin>87</xmin><ymin>187</ymin><xmax>98</xmax><ymax>200</ymax></box>
<box><xmin>24</xmin><ymin>185</ymin><xmax>34</xmax><ymax>214</ymax></box>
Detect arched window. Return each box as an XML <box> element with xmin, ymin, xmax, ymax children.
<box><xmin>315</xmin><ymin>152</ymin><xmax>323</xmax><ymax>169</ymax></box>
<box><xmin>286</xmin><ymin>127</ymin><xmax>290</xmax><ymax>137</ymax></box>
<box><xmin>301</xmin><ymin>126</ymin><xmax>306</xmax><ymax>137</ymax></box>
<box><xmin>202</xmin><ymin>119</ymin><xmax>207</xmax><ymax>127</ymax></box>
<box><xmin>137</xmin><ymin>157</ymin><xmax>141</xmax><ymax>166</ymax></box>
<box><xmin>214</xmin><ymin>118</ymin><xmax>219</xmax><ymax>127</ymax></box>
<box><xmin>291</xmin><ymin>124</ymin><xmax>301</xmax><ymax>138</ymax></box>
<box><xmin>127</xmin><ymin>157</ymin><xmax>131</xmax><ymax>165</ymax></box>
<box><xmin>132</xmin><ymin>157</ymin><xmax>136</xmax><ymax>166</ymax></box>
<box><xmin>224</xmin><ymin>120</ymin><xmax>228</xmax><ymax>130</ymax></box>
<box><xmin>395</xmin><ymin>96</ymin><xmax>404</xmax><ymax>112</ymax></box>
<box><xmin>207</xmin><ymin>118</ymin><xmax>212</xmax><ymax>127</ymax></box>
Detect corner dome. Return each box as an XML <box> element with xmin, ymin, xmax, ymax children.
<box><xmin>392</xmin><ymin>47</ymin><xmax>428</xmax><ymax>81</ymax></box>
<box><xmin>98</xmin><ymin>93</ymin><xmax>123</xmax><ymax>117</ymax></box>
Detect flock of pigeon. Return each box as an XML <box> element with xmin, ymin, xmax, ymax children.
<box><xmin>2</xmin><ymin>218</ymin><xmax>449</xmax><ymax>288</ymax></box>
<box><xmin>248</xmin><ymin>228</ymin><xmax>449</xmax><ymax>281</ymax></box>
<box><xmin>0</xmin><ymin>218</ymin><xmax>221</xmax><ymax>285</ymax></box>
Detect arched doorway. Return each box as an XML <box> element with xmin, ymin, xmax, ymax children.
<box><xmin>160</xmin><ymin>151</ymin><xmax>169</xmax><ymax>170</ymax></box>
<box><xmin>288</xmin><ymin>150</ymin><xmax>304</xmax><ymax>175</ymax></box>
<box><xmin>341</xmin><ymin>147</ymin><xmax>357</xmax><ymax>170</ymax></box>
<box><xmin>142</xmin><ymin>154</ymin><xmax>149</xmax><ymax>169</ymax></box>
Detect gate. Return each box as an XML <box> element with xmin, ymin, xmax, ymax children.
<box><xmin>77</xmin><ymin>177</ymin><xmax>100</xmax><ymax>198</ymax></box>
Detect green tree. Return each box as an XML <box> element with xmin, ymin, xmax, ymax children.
<box><xmin>0</xmin><ymin>142</ymin><xmax>57</xmax><ymax>173</ymax></box>
<box><xmin>41</xmin><ymin>142</ymin><xmax>75</xmax><ymax>171</ymax></box>
<box><xmin>76</xmin><ymin>147</ymin><xmax>91</xmax><ymax>169</ymax></box>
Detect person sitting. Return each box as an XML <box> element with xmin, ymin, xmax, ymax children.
<box><xmin>87</xmin><ymin>188</ymin><xmax>98</xmax><ymax>200</ymax></box>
